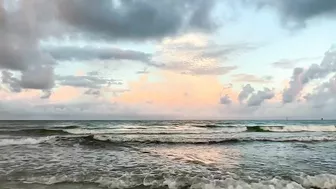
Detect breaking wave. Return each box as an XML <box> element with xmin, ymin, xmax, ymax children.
<box><xmin>63</xmin><ymin>125</ymin><xmax>336</xmax><ymax>135</ymax></box>
<box><xmin>13</xmin><ymin>173</ymin><xmax>336</xmax><ymax>189</ymax></box>
<box><xmin>1</xmin><ymin>125</ymin><xmax>336</xmax><ymax>138</ymax></box>
<box><xmin>75</xmin><ymin>135</ymin><xmax>336</xmax><ymax>145</ymax></box>
<box><xmin>0</xmin><ymin>136</ymin><xmax>54</xmax><ymax>146</ymax></box>
<box><xmin>247</xmin><ymin>125</ymin><xmax>336</xmax><ymax>132</ymax></box>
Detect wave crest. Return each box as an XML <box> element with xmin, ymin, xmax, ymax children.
<box><xmin>0</xmin><ymin>136</ymin><xmax>54</xmax><ymax>146</ymax></box>
<box><xmin>79</xmin><ymin>135</ymin><xmax>336</xmax><ymax>145</ymax></box>
<box><xmin>247</xmin><ymin>126</ymin><xmax>336</xmax><ymax>132</ymax></box>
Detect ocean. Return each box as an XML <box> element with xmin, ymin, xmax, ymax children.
<box><xmin>1</xmin><ymin>120</ymin><xmax>336</xmax><ymax>189</ymax></box>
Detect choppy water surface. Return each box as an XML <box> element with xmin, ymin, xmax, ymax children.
<box><xmin>1</xmin><ymin>120</ymin><xmax>336</xmax><ymax>189</ymax></box>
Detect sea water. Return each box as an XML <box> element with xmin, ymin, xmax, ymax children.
<box><xmin>1</xmin><ymin>120</ymin><xmax>336</xmax><ymax>189</ymax></box>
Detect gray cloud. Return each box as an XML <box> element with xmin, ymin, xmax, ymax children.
<box><xmin>199</xmin><ymin>44</ymin><xmax>258</xmax><ymax>59</ymax></box>
<box><xmin>238</xmin><ymin>84</ymin><xmax>254</xmax><ymax>103</ymax></box>
<box><xmin>86</xmin><ymin>71</ymin><xmax>99</xmax><ymax>76</ymax></box>
<box><xmin>84</xmin><ymin>89</ymin><xmax>101</xmax><ymax>96</ymax></box>
<box><xmin>247</xmin><ymin>88</ymin><xmax>275</xmax><ymax>107</ymax></box>
<box><xmin>0</xmin><ymin>1</ymin><xmax>57</xmax><ymax>95</ymax></box>
<box><xmin>277</xmin><ymin>0</ymin><xmax>336</xmax><ymax>27</ymax></box>
<box><xmin>220</xmin><ymin>94</ymin><xmax>232</xmax><ymax>105</ymax></box>
<box><xmin>20</xmin><ymin>66</ymin><xmax>55</xmax><ymax>90</ymax></box>
<box><xmin>272</xmin><ymin>57</ymin><xmax>321</xmax><ymax>69</ymax></box>
<box><xmin>282</xmin><ymin>67</ymin><xmax>304</xmax><ymax>103</ymax></box>
<box><xmin>1</xmin><ymin>66</ymin><xmax>54</xmax><ymax>93</ymax></box>
<box><xmin>232</xmin><ymin>74</ymin><xmax>273</xmax><ymax>83</ymax></box>
<box><xmin>282</xmin><ymin>47</ymin><xmax>336</xmax><ymax>103</ymax></box>
<box><xmin>304</xmin><ymin>75</ymin><xmax>336</xmax><ymax>108</ymax></box>
<box><xmin>40</xmin><ymin>90</ymin><xmax>52</xmax><ymax>99</ymax></box>
<box><xmin>247</xmin><ymin>0</ymin><xmax>336</xmax><ymax>28</ymax></box>
<box><xmin>136</xmin><ymin>67</ymin><xmax>150</xmax><ymax>75</ymax></box>
<box><xmin>180</xmin><ymin>66</ymin><xmax>237</xmax><ymax>76</ymax></box>
<box><xmin>45</xmin><ymin>46</ymin><xmax>151</xmax><ymax>62</ymax></box>
<box><xmin>56</xmin><ymin>75</ymin><xmax>122</xmax><ymax>89</ymax></box>
<box><xmin>55</xmin><ymin>0</ymin><xmax>218</xmax><ymax>40</ymax></box>
<box><xmin>1</xmin><ymin>70</ymin><xmax>22</xmax><ymax>93</ymax></box>
<box><xmin>272</xmin><ymin>60</ymin><xmax>297</xmax><ymax>69</ymax></box>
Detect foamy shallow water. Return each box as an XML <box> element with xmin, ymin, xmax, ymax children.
<box><xmin>1</xmin><ymin>120</ymin><xmax>336</xmax><ymax>189</ymax></box>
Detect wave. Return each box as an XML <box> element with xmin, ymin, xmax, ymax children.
<box><xmin>77</xmin><ymin>135</ymin><xmax>336</xmax><ymax>145</ymax></box>
<box><xmin>13</xmin><ymin>173</ymin><xmax>336</xmax><ymax>189</ymax></box>
<box><xmin>0</xmin><ymin>128</ymin><xmax>70</xmax><ymax>136</ymax></box>
<box><xmin>1</xmin><ymin>125</ymin><xmax>336</xmax><ymax>137</ymax></box>
<box><xmin>192</xmin><ymin>124</ymin><xmax>237</xmax><ymax>128</ymax></box>
<box><xmin>53</xmin><ymin>125</ymin><xmax>81</xmax><ymax>130</ymax></box>
<box><xmin>62</xmin><ymin>127</ymin><xmax>248</xmax><ymax>135</ymax></box>
<box><xmin>64</xmin><ymin>125</ymin><xmax>336</xmax><ymax>135</ymax></box>
<box><xmin>0</xmin><ymin>136</ymin><xmax>54</xmax><ymax>146</ymax></box>
<box><xmin>247</xmin><ymin>125</ymin><xmax>336</xmax><ymax>132</ymax></box>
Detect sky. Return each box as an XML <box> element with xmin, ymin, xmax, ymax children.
<box><xmin>0</xmin><ymin>0</ymin><xmax>336</xmax><ymax>120</ymax></box>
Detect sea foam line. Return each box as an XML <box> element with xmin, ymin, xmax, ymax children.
<box><xmin>15</xmin><ymin>173</ymin><xmax>336</xmax><ymax>189</ymax></box>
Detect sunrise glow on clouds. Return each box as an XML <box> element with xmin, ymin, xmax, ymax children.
<box><xmin>0</xmin><ymin>0</ymin><xmax>336</xmax><ymax>119</ymax></box>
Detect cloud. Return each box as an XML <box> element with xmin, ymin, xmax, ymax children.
<box><xmin>272</xmin><ymin>57</ymin><xmax>321</xmax><ymax>69</ymax></box>
<box><xmin>272</xmin><ymin>60</ymin><xmax>297</xmax><ymax>69</ymax></box>
<box><xmin>232</xmin><ymin>74</ymin><xmax>273</xmax><ymax>83</ymax></box>
<box><xmin>1</xmin><ymin>66</ymin><xmax>54</xmax><ymax>93</ymax></box>
<box><xmin>84</xmin><ymin>89</ymin><xmax>101</xmax><ymax>96</ymax></box>
<box><xmin>277</xmin><ymin>0</ymin><xmax>336</xmax><ymax>26</ymax></box>
<box><xmin>282</xmin><ymin>47</ymin><xmax>336</xmax><ymax>103</ymax></box>
<box><xmin>247</xmin><ymin>88</ymin><xmax>275</xmax><ymax>107</ymax></box>
<box><xmin>304</xmin><ymin>75</ymin><xmax>336</xmax><ymax>108</ymax></box>
<box><xmin>86</xmin><ymin>71</ymin><xmax>99</xmax><ymax>76</ymax></box>
<box><xmin>220</xmin><ymin>94</ymin><xmax>232</xmax><ymax>105</ymax></box>
<box><xmin>152</xmin><ymin>33</ymin><xmax>250</xmax><ymax>75</ymax></box>
<box><xmin>136</xmin><ymin>67</ymin><xmax>150</xmax><ymax>75</ymax></box>
<box><xmin>20</xmin><ymin>66</ymin><xmax>55</xmax><ymax>90</ymax></box>
<box><xmin>1</xmin><ymin>70</ymin><xmax>22</xmax><ymax>93</ymax></box>
<box><xmin>248</xmin><ymin>0</ymin><xmax>336</xmax><ymax>28</ymax></box>
<box><xmin>40</xmin><ymin>90</ymin><xmax>52</xmax><ymax>99</ymax></box>
<box><xmin>282</xmin><ymin>67</ymin><xmax>304</xmax><ymax>103</ymax></box>
<box><xmin>45</xmin><ymin>45</ymin><xmax>151</xmax><ymax>63</ymax></box>
<box><xmin>56</xmin><ymin>75</ymin><xmax>122</xmax><ymax>89</ymax></box>
<box><xmin>238</xmin><ymin>84</ymin><xmax>254</xmax><ymax>103</ymax></box>
<box><xmin>0</xmin><ymin>0</ymin><xmax>57</xmax><ymax>95</ymax></box>
<box><xmin>180</xmin><ymin>66</ymin><xmax>237</xmax><ymax>75</ymax></box>
<box><xmin>55</xmin><ymin>0</ymin><xmax>218</xmax><ymax>40</ymax></box>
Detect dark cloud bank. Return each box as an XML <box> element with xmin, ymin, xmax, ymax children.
<box><xmin>0</xmin><ymin>0</ymin><xmax>218</xmax><ymax>96</ymax></box>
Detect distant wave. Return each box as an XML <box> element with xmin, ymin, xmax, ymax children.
<box><xmin>63</xmin><ymin>125</ymin><xmax>336</xmax><ymax>135</ymax></box>
<box><xmin>52</xmin><ymin>125</ymin><xmax>81</xmax><ymax>130</ymax></box>
<box><xmin>0</xmin><ymin>128</ymin><xmax>70</xmax><ymax>136</ymax></box>
<box><xmin>75</xmin><ymin>135</ymin><xmax>336</xmax><ymax>145</ymax></box>
<box><xmin>12</xmin><ymin>173</ymin><xmax>336</xmax><ymax>189</ymax></box>
<box><xmin>246</xmin><ymin>125</ymin><xmax>336</xmax><ymax>132</ymax></box>
<box><xmin>1</xmin><ymin>125</ymin><xmax>336</xmax><ymax>137</ymax></box>
<box><xmin>192</xmin><ymin>124</ymin><xmax>237</xmax><ymax>128</ymax></box>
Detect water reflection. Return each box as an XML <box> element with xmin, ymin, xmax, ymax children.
<box><xmin>145</xmin><ymin>145</ymin><xmax>241</xmax><ymax>169</ymax></box>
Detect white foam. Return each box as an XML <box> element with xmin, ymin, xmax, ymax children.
<box><xmin>22</xmin><ymin>175</ymin><xmax>70</xmax><ymax>185</ymax></box>
<box><xmin>0</xmin><ymin>137</ymin><xmax>53</xmax><ymax>146</ymax></box>
<box><xmin>89</xmin><ymin>134</ymin><xmax>336</xmax><ymax>144</ymax></box>
<box><xmin>63</xmin><ymin>128</ymin><xmax>220</xmax><ymax>135</ymax></box>
<box><xmin>16</xmin><ymin>173</ymin><xmax>336</xmax><ymax>189</ymax></box>
<box><xmin>295</xmin><ymin>173</ymin><xmax>336</xmax><ymax>189</ymax></box>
